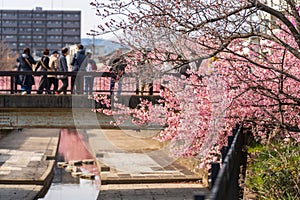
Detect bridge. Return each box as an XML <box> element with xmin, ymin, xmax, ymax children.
<box><xmin>0</xmin><ymin>71</ymin><xmax>164</xmax><ymax>129</ymax></box>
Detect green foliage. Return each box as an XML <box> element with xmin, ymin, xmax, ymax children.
<box><xmin>246</xmin><ymin>141</ymin><xmax>300</xmax><ymax>200</ymax></box>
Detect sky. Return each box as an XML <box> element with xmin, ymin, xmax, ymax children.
<box><xmin>1</xmin><ymin>0</ymin><xmax>110</xmax><ymax>40</ymax></box>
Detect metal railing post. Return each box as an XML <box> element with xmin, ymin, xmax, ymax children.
<box><xmin>209</xmin><ymin>124</ymin><xmax>248</xmax><ymax>200</ymax></box>
<box><xmin>210</xmin><ymin>162</ymin><xmax>220</xmax><ymax>188</ymax></box>
<box><xmin>227</xmin><ymin>135</ymin><xmax>234</xmax><ymax>147</ymax></box>
<box><xmin>221</xmin><ymin>146</ymin><xmax>228</xmax><ymax>164</ymax></box>
<box><xmin>10</xmin><ymin>75</ymin><xmax>15</xmax><ymax>94</ymax></box>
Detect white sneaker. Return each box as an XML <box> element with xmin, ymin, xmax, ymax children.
<box><xmin>21</xmin><ymin>91</ymin><xmax>27</xmax><ymax>95</ymax></box>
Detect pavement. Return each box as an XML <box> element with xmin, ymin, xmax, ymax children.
<box><xmin>0</xmin><ymin>129</ymin><xmax>60</xmax><ymax>200</ymax></box>
<box><xmin>85</xmin><ymin>129</ymin><xmax>209</xmax><ymax>199</ymax></box>
<box><xmin>98</xmin><ymin>183</ymin><xmax>208</xmax><ymax>200</ymax></box>
<box><xmin>0</xmin><ymin>128</ymin><xmax>209</xmax><ymax>200</ymax></box>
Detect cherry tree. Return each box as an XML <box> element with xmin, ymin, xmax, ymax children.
<box><xmin>0</xmin><ymin>41</ymin><xmax>18</xmax><ymax>70</ymax></box>
<box><xmin>216</xmin><ymin>33</ymin><xmax>300</xmax><ymax>143</ymax></box>
<box><xmin>91</xmin><ymin>0</ymin><xmax>300</xmax><ymax>165</ymax></box>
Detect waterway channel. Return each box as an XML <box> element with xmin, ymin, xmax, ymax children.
<box><xmin>38</xmin><ymin>129</ymin><xmax>100</xmax><ymax>200</ymax></box>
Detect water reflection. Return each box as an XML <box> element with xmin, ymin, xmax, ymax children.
<box><xmin>39</xmin><ymin>129</ymin><xmax>100</xmax><ymax>200</ymax></box>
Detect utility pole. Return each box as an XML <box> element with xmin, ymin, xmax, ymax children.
<box><xmin>92</xmin><ymin>34</ymin><xmax>95</xmax><ymax>57</ymax></box>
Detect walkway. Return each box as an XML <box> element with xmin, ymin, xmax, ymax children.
<box><xmin>85</xmin><ymin>129</ymin><xmax>209</xmax><ymax>199</ymax></box>
<box><xmin>0</xmin><ymin>129</ymin><xmax>60</xmax><ymax>200</ymax></box>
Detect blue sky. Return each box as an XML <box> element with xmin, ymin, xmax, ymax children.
<box><xmin>1</xmin><ymin>0</ymin><xmax>105</xmax><ymax>39</ymax></box>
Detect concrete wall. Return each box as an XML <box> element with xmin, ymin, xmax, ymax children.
<box><xmin>0</xmin><ymin>95</ymin><xmax>161</xmax><ymax>108</ymax></box>
<box><xmin>0</xmin><ymin>95</ymin><xmax>162</xmax><ymax>129</ymax></box>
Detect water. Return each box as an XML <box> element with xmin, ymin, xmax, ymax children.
<box><xmin>39</xmin><ymin>129</ymin><xmax>100</xmax><ymax>200</ymax></box>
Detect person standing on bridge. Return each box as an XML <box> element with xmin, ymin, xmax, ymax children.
<box><xmin>108</xmin><ymin>49</ymin><xmax>126</xmax><ymax>96</ymax></box>
<box><xmin>84</xmin><ymin>52</ymin><xmax>97</xmax><ymax>95</ymax></box>
<box><xmin>35</xmin><ymin>48</ymin><xmax>51</xmax><ymax>94</ymax></box>
<box><xmin>16</xmin><ymin>47</ymin><xmax>37</xmax><ymax>95</ymax></box>
<box><xmin>47</xmin><ymin>50</ymin><xmax>59</xmax><ymax>94</ymax></box>
<box><xmin>56</xmin><ymin>47</ymin><xmax>69</xmax><ymax>95</ymax></box>
<box><xmin>70</xmin><ymin>44</ymin><xmax>87</xmax><ymax>94</ymax></box>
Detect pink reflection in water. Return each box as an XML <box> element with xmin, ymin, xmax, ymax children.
<box><xmin>58</xmin><ymin>129</ymin><xmax>100</xmax><ymax>188</ymax></box>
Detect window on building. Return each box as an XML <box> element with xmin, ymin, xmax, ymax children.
<box><xmin>65</xmin><ymin>28</ymin><xmax>78</xmax><ymax>32</ymax></box>
<box><xmin>20</xmin><ymin>35</ymin><xmax>32</xmax><ymax>39</ymax></box>
<box><xmin>49</xmin><ymin>28</ymin><xmax>62</xmax><ymax>32</ymax></box>
<box><xmin>2</xmin><ymin>12</ymin><xmax>16</xmax><ymax>17</ymax></box>
<box><xmin>4</xmin><ymin>20</ymin><xmax>13</xmax><ymax>24</ymax></box>
<box><xmin>64</xmin><ymin>21</ymin><xmax>79</xmax><ymax>26</ymax></box>
<box><xmin>4</xmin><ymin>35</ymin><xmax>16</xmax><ymax>39</ymax></box>
<box><xmin>19</xmin><ymin>43</ymin><xmax>28</xmax><ymax>47</ymax></box>
<box><xmin>47</xmin><ymin>21</ymin><xmax>62</xmax><ymax>25</ymax></box>
<box><xmin>49</xmin><ymin>35</ymin><xmax>62</xmax><ymax>39</ymax></box>
<box><xmin>34</xmin><ymin>28</ymin><xmax>45</xmax><ymax>32</ymax></box>
<box><xmin>34</xmin><ymin>43</ymin><xmax>44</xmax><ymax>47</ymax></box>
<box><xmin>34</xmin><ymin>13</ymin><xmax>45</xmax><ymax>18</ymax></box>
<box><xmin>47</xmin><ymin>43</ymin><xmax>61</xmax><ymax>47</ymax></box>
<box><xmin>19</xmin><ymin>28</ymin><xmax>32</xmax><ymax>32</ymax></box>
<box><xmin>48</xmin><ymin>13</ymin><xmax>63</xmax><ymax>18</ymax></box>
<box><xmin>33</xmin><ymin>35</ymin><xmax>44</xmax><ymax>39</ymax></box>
<box><xmin>20</xmin><ymin>21</ymin><xmax>32</xmax><ymax>25</ymax></box>
<box><xmin>19</xmin><ymin>13</ymin><xmax>32</xmax><ymax>18</ymax></box>
<box><xmin>3</xmin><ymin>27</ymin><xmax>17</xmax><ymax>31</ymax></box>
<box><xmin>35</xmin><ymin>20</ymin><xmax>45</xmax><ymax>25</ymax></box>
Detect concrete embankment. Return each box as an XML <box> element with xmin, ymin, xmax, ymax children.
<box><xmin>0</xmin><ymin>129</ymin><xmax>60</xmax><ymax>200</ymax></box>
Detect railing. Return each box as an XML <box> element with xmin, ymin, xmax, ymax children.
<box><xmin>194</xmin><ymin>124</ymin><xmax>248</xmax><ymax>200</ymax></box>
<box><xmin>0</xmin><ymin>71</ymin><xmax>165</xmax><ymax>95</ymax></box>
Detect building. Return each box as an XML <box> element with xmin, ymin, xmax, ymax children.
<box><xmin>0</xmin><ymin>7</ymin><xmax>81</xmax><ymax>57</ymax></box>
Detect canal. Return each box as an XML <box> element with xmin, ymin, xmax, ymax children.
<box><xmin>38</xmin><ymin>129</ymin><xmax>100</xmax><ymax>200</ymax></box>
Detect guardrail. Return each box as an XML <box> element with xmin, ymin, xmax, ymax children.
<box><xmin>0</xmin><ymin>71</ymin><xmax>168</xmax><ymax>95</ymax></box>
<box><xmin>194</xmin><ymin>124</ymin><xmax>248</xmax><ymax>200</ymax></box>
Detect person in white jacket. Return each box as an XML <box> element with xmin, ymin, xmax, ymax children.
<box><xmin>47</xmin><ymin>50</ymin><xmax>59</xmax><ymax>94</ymax></box>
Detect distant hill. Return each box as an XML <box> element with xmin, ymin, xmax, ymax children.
<box><xmin>81</xmin><ymin>38</ymin><xmax>128</xmax><ymax>55</ymax></box>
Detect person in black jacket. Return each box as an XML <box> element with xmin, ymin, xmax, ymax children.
<box><xmin>16</xmin><ymin>47</ymin><xmax>37</xmax><ymax>94</ymax></box>
<box><xmin>35</xmin><ymin>48</ymin><xmax>51</xmax><ymax>94</ymax></box>
<box><xmin>70</xmin><ymin>44</ymin><xmax>87</xmax><ymax>94</ymax></box>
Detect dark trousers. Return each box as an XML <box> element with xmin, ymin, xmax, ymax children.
<box><xmin>110</xmin><ymin>78</ymin><xmax>116</xmax><ymax>96</ymax></box>
<box><xmin>84</xmin><ymin>76</ymin><xmax>94</xmax><ymax>95</ymax></box>
<box><xmin>48</xmin><ymin>77</ymin><xmax>58</xmax><ymax>94</ymax></box>
<box><xmin>37</xmin><ymin>75</ymin><xmax>51</xmax><ymax>94</ymax></box>
<box><xmin>71</xmin><ymin>74</ymin><xmax>83</xmax><ymax>94</ymax></box>
<box><xmin>57</xmin><ymin>78</ymin><xmax>68</xmax><ymax>94</ymax></box>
